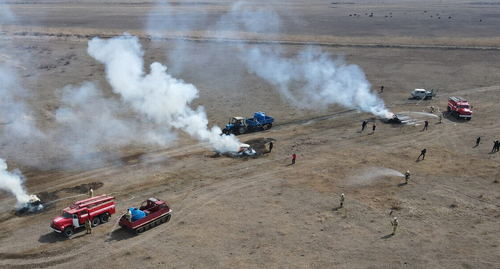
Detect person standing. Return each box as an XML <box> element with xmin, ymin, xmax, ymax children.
<box><xmin>491</xmin><ymin>141</ymin><xmax>498</xmax><ymax>152</ymax></box>
<box><xmin>372</xmin><ymin>124</ymin><xmax>376</xmax><ymax>133</ymax></box>
<box><xmin>405</xmin><ymin>170</ymin><xmax>411</xmax><ymax>184</ymax></box>
<box><xmin>88</xmin><ymin>188</ymin><xmax>93</xmax><ymax>198</ymax></box>
<box><xmin>380</xmin><ymin>85</ymin><xmax>384</xmax><ymax>93</ymax></box>
<box><xmin>391</xmin><ymin>217</ymin><xmax>398</xmax><ymax>235</ymax></box>
<box><xmin>292</xmin><ymin>153</ymin><xmax>296</xmax><ymax>165</ymax></box>
<box><xmin>476</xmin><ymin>137</ymin><xmax>481</xmax><ymax>147</ymax></box>
<box><xmin>361</xmin><ymin>120</ymin><xmax>367</xmax><ymax>131</ymax></box>
<box><xmin>418</xmin><ymin>149</ymin><xmax>427</xmax><ymax>160</ymax></box>
<box><xmin>422</xmin><ymin>121</ymin><xmax>429</xmax><ymax>131</ymax></box>
<box><xmin>439</xmin><ymin>113</ymin><xmax>443</xmax><ymax>123</ymax></box>
<box><xmin>85</xmin><ymin>218</ymin><xmax>92</xmax><ymax>234</ymax></box>
<box><xmin>340</xmin><ymin>193</ymin><xmax>345</xmax><ymax>208</ymax></box>
<box><xmin>269</xmin><ymin>141</ymin><xmax>274</xmax><ymax>153</ymax></box>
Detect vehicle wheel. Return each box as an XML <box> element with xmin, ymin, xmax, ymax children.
<box><xmin>266</xmin><ymin>123</ymin><xmax>272</xmax><ymax>129</ymax></box>
<box><xmin>100</xmin><ymin>213</ymin><xmax>109</xmax><ymax>223</ymax></box>
<box><xmin>63</xmin><ymin>227</ymin><xmax>74</xmax><ymax>238</ymax></box>
<box><xmin>137</xmin><ymin>227</ymin><xmax>145</xmax><ymax>234</ymax></box>
<box><xmin>91</xmin><ymin>217</ymin><xmax>100</xmax><ymax>227</ymax></box>
<box><xmin>447</xmin><ymin>106</ymin><xmax>451</xmax><ymax>112</ymax></box>
<box><xmin>466</xmin><ymin>117</ymin><xmax>471</xmax><ymax>121</ymax></box>
<box><xmin>222</xmin><ymin>128</ymin><xmax>228</xmax><ymax>135</ymax></box>
<box><xmin>144</xmin><ymin>225</ymin><xmax>150</xmax><ymax>231</ymax></box>
<box><xmin>238</xmin><ymin>126</ymin><xmax>245</xmax><ymax>134</ymax></box>
<box><xmin>165</xmin><ymin>214</ymin><xmax>171</xmax><ymax>223</ymax></box>
<box><xmin>160</xmin><ymin>216</ymin><xmax>167</xmax><ymax>223</ymax></box>
<box><xmin>119</xmin><ymin>223</ymin><xmax>124</xmax><ymax>229</ymax></box>
<box><xmin>155</xmin><ymin>219</ymin><xmax>161</xmax><ymax>226</ymax></box>
<box><xmin>150</xmin><ymin>222</ymin><xmax>156</xmax><ymax>228</ymax></box>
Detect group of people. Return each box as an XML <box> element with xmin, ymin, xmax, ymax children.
<box><xmin>361</xmin><ymin>120</ymin><xmax>376</xmax><ymax>133</ymax></box>
<box><xmin>338</xmin><ymin>193</ymin><xmax>399</xmax><ymax>235</ymax></box>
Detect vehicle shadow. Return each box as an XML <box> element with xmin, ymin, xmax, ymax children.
<box><xmin>38</xmin><ymin>227</ymin><xmax>88</xmax><ymax>243</ymax></box>
<box><xmin>105</xmin><ymin>228</ymin><xmax>134</xmax><ymax>242</ymax></box>
<box><xmin>38</xmin><ymin>232</ymin><xmax>69</xmax><ymax>243</ymax></box>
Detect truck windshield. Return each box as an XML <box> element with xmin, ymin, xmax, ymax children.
<box><xmin>459</xmin><ymin>105</ymin><xmax>470</xmax><ymax>109</ymax></box>
<box><xmin>62</xmin><ymin>211</ymin><xmax>72</xmax><ymax>218</ymax></box>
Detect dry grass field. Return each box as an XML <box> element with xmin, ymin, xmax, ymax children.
<box><xmin>1</xmin><ymin>1</ymin><xmax>499</xmax><ymax>268</ymax></box>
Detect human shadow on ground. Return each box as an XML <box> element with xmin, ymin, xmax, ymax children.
<box><xmin>397</xmin><ymin>182</ymin><xmax>408</xmax><ymax>187</ymax></box>
<box><xmin>381</xmin><ymin>233</ymin><xmax>395</xmax><ymax>239</ymax></box>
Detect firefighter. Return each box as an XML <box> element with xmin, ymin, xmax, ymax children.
<box><xmin>380</xmin><ymin>85</ymin><xmax>384</xmax><ymax>93</ymax></box>
<box><xmin>88</xmin><ymin>188</ymin><xmax>93</xmax><ymax>198</ymax></box>
<box><xmin>429</xmin><ymin>106</ymin><xmax>435</xmax><ymax>113</ymax></box>
<box><xmin>126</xmin><ymin>209</ymin><xmax>132</xmax><ymax>222</ymax></box>
<box><xmin>422</xmin><ymin>121</ymin><xmax>429</xmax><ymax>131</ymax></box>
<box><xmin>372</xmin><ymin>124</ymin><xmax>376</xmax><ymax>133</ymax></box>
<box><xmin>391</xmin><ymin>217</ymin><xmax>398</xmax><ymax>235</ymax></box>
<box><xmin>340</xmin><ymin>193</ymin><xmax>345</xmax><ymax>208</ymax></box>
<box><xmin>476</xmin><ymin>137</ymin><xmax>481</xmax><ymax>147</ymax></box>
<box><xmin>361</xmin><ymin>120</ymin><xmax>367</xmax><ymax>131</ymax></box>
<box><xmin>292</xmin><ymin>153</ymin><xmax>296</xmax><ymax>164</ymax></box>
<box><xmin>439</xmin><ymin>113</ymin><xmax>443</xmax><ymax>123</ymax></box>
<box><xmin>405</xmin><ymin>170</ymin><xmax>411</xmax><ymax>184</ymax></box>
<box><xmin>269</xmin><ymin>141</ymin><xmax>274</xmax><ymax>153</ymax></box>
<box><xmin>418</xmin><ymin>149</ymin><xmax>426</xmax><ymax>160</ymax></box>
<box><xmin>85</xmin><ymin>218</ymin><xmax>92</xmax><ymax>234</ymax></box>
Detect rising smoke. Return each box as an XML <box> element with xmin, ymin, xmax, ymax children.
<box><xmin>223</xmin><ymin>5</ymin><xmax>391</xmax><ymax>117</ymax></box>
<box><xmin>0</xmin><ymin>158</ymin><xmax>31</xmax><ymax>208</ymax></box>
<box><xmin>145</xmin><ymin>1</ymin><xmax>391</xmax><ymax>118</ymax></box>
<box><xmin>87</xmin><ymin>35</ymin><xmax>241</xmax><ymax>153</ymax></box>
<box><xmin>241</xmin><ymin>46</ymin><xmax>391</xmax><ymax>117</ymax></box>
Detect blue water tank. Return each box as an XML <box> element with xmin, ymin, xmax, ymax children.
<box><xmin>254</xmin><ymin>111</ymin><xmax>266</xmax><ymax>121</ymax></box>
<box><xmin>129</xmin><ymin>207</ymin><xmax>146</xmax><ymax>221</ymax></box>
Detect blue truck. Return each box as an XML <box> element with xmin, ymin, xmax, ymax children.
<box><xmin>222</xmin><ymin>112</ymin><xmax>274</xmax><ymax>135</ymax></box>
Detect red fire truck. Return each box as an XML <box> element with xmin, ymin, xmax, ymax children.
<box><xmin>50</xmin><ymin>194</ymin><xmax>115</xmax><ymax>237</ymax></box>
<box><xmin>119</xmin><ymin>198</ymin><xmax>171</xmax><ymax>234</ymax></box>
<box><xmin>447</xmin><ymin>96</ymin><xmax>472</xmax><ymax>120</ymax></box>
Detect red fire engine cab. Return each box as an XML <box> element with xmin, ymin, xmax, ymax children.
<box><xmin>448</xmin><ymin>96</ymin><xmax>472</xmax><ymax>120</ymax></box>
<box><xmin>51</xmin><ymin>194</ymin><xmax>115</xmax><ymax>237</ymax></box>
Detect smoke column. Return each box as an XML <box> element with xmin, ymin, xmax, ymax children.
<box><xmin>241</xmin><ymin>46</ymin><xmax>391</xmax><ymax>117</ymax></box>
<box><xmin>0</xmin><ymin>158</ymin><xmax>31</xmax><ymax>208</ymax></box>
<box><xmin>87</xmin><ymin>35</ymin><xmax>240</xmax><ymax>153</ymax></box>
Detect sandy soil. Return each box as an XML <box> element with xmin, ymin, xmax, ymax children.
<box><xmin>0</xmin><ymin>1</ymin><xmax>499</xmax><ymax>268</ymax></box>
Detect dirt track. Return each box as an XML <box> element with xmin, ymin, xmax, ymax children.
<box><xmin>1</xmin><ymin>1</ymin><xmax>500</xmax><ymax>268</ymax></box>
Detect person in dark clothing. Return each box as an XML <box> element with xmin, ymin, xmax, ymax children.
<box><xmin>372</xmin><ymin>124</ymin><xmax>376</xmax><ymax>133</ymax></box>
<box><xmin>476</xmin><ymin>137</ymin><xmax>481</xmax><ymax>147</ymax></box>
<box><xmin>269</xmin><ymin>141</ymin><xmax>274</xmax><ymax>152</ymax></box>
<box><xmin>418</xmin><ymin>149</ymin><xmax>427</xmax><ymax>160</ymax></box>
<box><xmin>380</xmin><ymin>85</ymin><xmax>384</xmax><ymax>93</ymax></box>
<box><xmin>493</xmin><ymin>141</ymin><xmax>500</xmax><ymax>152</ymax></box>
<box><xmin>292</xmin><ymin>153</ymin><xmax>296</xmax><ymax>164</ymax></box>
<box><xmin>361</xmin><ymin>120</ymin><xmax>367</xmax><ymax>131</ymax></box>
<box><xmin>422</xmin><ymin>121</ymin><xmax>429</xmax><ymax>131</ymax></box>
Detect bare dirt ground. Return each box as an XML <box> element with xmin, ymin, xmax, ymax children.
<box><xmin>1</xmin><ymin>1</ymin><xmax>500</xmax><ymax>268</ymax></box>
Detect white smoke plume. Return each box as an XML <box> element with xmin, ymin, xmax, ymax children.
<box><xmin>218</xmin><ymin>4</ymin><xmax>392</xmax><ymax>118</ymax></box>
<box><xmin>87</xmin><ymin>35</ymin><xmax>240</xmax><ymax>153</ymax></box>
<box><xmin>54</xmin><ymin>81</ymin><xmax>180</xmax><ymax>166</ymax></box>
<box><xmin>0</xmin><ymin>158</ymin><xmax>31</xmax><ymax>208</ymax></box>
<box><xmin>145</xmin><ymin>2</ymin><xmax>391</xmax><ymax>118</ymax></box>
<box><xmin>241</xmin><ymin>46</ymin><xmax>391</xmax><ymax>117</ymax></box>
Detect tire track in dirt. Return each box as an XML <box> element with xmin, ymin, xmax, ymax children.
<box><xmin>1</xmin><ymin>158</ymin><xmax>290</xmax><ymax>267</ymax></box>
